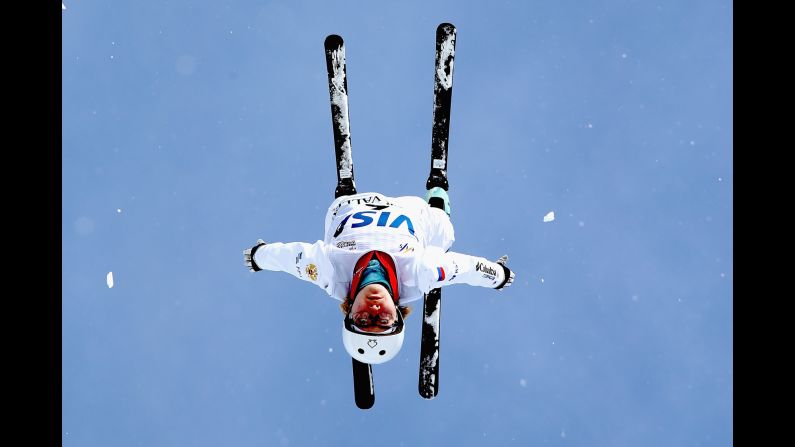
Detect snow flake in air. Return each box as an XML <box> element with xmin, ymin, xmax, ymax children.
<box><xmin>543</xmin><ymin>211</ymin><xmax>555</xmax><ymax>222</ymax></box>
<box><xmin>106</xmin><ymin>272</ymin><xmax>114</xmax><ymax>288</ymax></box>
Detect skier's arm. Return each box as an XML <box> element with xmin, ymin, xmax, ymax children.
<box><xmin>244</xmin><ymin>240</ymin><xmax>335</xmax><ymax>290</ymax></box>
<box><xmin>416</xmin><ymin>246</ymin><xmax>515</xmax><ymax>292</ymax></box>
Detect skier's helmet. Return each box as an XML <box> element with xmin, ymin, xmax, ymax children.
<box><xmin>341</xmin><ymin>250</ymin><xmax>405</xmax><ymax>364</ymax></box>
<box><xmin>342</xmin><ymin>309</ymin><xmax>405</xmax><ymax>364</ymax></box>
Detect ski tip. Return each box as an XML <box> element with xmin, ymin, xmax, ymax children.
<box><xmin>325</xmin><ymin>34</ymin><xmax>344</xmax><ymax>48</ymax></box>
<box><xmin>419</xmin><ymin>387</ymin><xmax>438</xmax><ymax>400</ymax></box>
<box><xmin>355</xmin><ymin>397</ymin><xmax>375</xmax><ymax>409</ymax></box>
<box><xmin>437</xmin><ymin>23</ymin><xmax>456</xmax><ymax>33</ymax></box>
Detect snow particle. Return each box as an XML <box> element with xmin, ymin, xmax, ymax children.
<box><xmin>543</xmin><ymin>211</ymin><xmax>555</xmax><ymax>222</ymax></box>
<box><xmin>586</xmin><ymin>122</ymin><xmax>593</xmax><ymax>128</ymax></box>
<box><xmin>106</xmin><ymin>272</ymin><xmax>114</xmax><ymax>288</ymax></box>
<box><xmin>62</xmin><ymin>2</ymin><xmax>66</xmax><ymax>10</ymax></box>
<box><xmin>116</xmin><ymin>208</ymin><xmax>122</xmax><ymax>213</ymax></box>
<box><xmin>561</xmin><ymin>430</ymin><xmax>567</xmax><ymax>438</ymax></box>
<box><xmin>328</xmin><ymin>348</ymin><xmax>333</xmax><ymax>353</ymax></box>
<box><xmin>540</xmin><ymin>277</ymin><xmax>545</xmax><ymax>284</ymax></box>
<box><xmin>690</xmin><ymin>140</ymin><xmax>696</xmax><ymax>146</ymax></box>
<box><xmin>621</xmin><ymin>53</ymin><xmax>628</xmax><ymax>59</ymax></box>
<box><xmin>578</xmin><ymin>221</ymin><xmax>585</xmax><ymax>227</ymax></box>
<box><xmin>519</xmin><ymin>378</ymin><xmax>527</xmax><ymax>387</ymax></box>
<box><xmin>718</xmin><ymin>177</ymin><xmax>723</xmax><ymax>182</ymax></box>
<box><xmin>632</xmin><ymin>294</ymin><xmax>639</xmax><ymax>301</ymax></box>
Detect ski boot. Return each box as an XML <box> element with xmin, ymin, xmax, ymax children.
<box><xmin>425</xmin><ymin>187</ymin><xmax>451</xmax><ymax>216</ymax></box>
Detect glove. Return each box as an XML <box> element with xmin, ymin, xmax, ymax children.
<box><xmin>494</xmin><ymin>255</ymin><xmax>515</xmax><ymax>290</ymax></box>
<box><xmin>243</xmin><ymin>239</ymin><xmax>266</xmax><ymax>272</ymax></box>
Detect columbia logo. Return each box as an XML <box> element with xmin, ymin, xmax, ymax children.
<box><xmin>475</xmin><ymin>262</ymin><xmax>496</xmax><ymax>276</ymax></box>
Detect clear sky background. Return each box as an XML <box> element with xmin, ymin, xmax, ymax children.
<box><xmin>62</xmin><ymin>1</ymin><xmax>732</xmax><ymax>445</ymax></box>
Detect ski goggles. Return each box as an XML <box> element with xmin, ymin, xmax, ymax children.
<box><xmin>345</xmin><ymin>310</ymin><xmax>404</xmax><ymax>336</ymax></box>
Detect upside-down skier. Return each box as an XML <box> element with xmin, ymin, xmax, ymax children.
<box><xmin>243</xmin><ymin>188</ymin><xmax>515</xmax><ymax>365</ymax></box>
<box><xmin>244</xmin><ymin>23</ymin><xmax>509</xmax><ymax>408</ymax></box>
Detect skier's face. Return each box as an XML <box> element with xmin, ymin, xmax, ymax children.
<box><xmin>349</xmin><ymin>283</ymin><xmax>398</xmax><ymax>333</ymax></box>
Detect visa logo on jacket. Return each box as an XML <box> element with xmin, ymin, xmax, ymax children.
<box><xmin>334</xmin><ymin>211</ymin><xmax>415</xmax><ymax>237</ymax></box>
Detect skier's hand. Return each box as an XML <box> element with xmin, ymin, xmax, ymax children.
<box><xmin>243</xmin><ymin>239</ymin><xmax>266</xmax><ymax>272</ymax></box>
<box><xmin>495</xmin><ymin>255</ymin><xmax>514</xmax><ymax>290</ymax></box>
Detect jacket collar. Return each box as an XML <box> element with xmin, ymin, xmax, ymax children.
<box><xmin>347</xmin><ymin>250</ymin><xmax>400</xmax><ymax>304</ymax></box>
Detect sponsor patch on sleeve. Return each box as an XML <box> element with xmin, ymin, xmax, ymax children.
<box><xmin>295</xmin><ymin>252</ymin><xmax>303</xmax><ymax>277</ymax></box>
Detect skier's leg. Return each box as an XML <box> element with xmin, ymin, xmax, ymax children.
<box><xmin>425</xmin><ymin>207</ymin><xmax>455</xmax><ymax>252</ymax></box>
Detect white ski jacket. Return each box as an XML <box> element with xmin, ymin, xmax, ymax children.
<box><xmin>252</xmin><ymin>192</ymin><xmax>508</xmax><ymax>304</ymax></box>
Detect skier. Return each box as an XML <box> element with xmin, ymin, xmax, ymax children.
<box><xmin>243</xmin><ymin>188</ymin><xmax>515</xmax><ymax>365</ymax></box>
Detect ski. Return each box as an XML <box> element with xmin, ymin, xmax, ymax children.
<box><xmin>425</xmin><ymin>23</ymin><xmax>456</xmax><ymax>192</ymax></box>
<box><xmin>324</xmin><ymin>34</ymin><xmax>357</xmax><ymax>199</ymax></box>
<box><xmin>351</xmin><ymin>358</ymin><xmax>375</xmax><ymax>409</ymax></box>
<box><xmin>326</xmin><ymin>34</ymin><xmax>375</xmax><ymax>409</ymax></box>
<box><xmin>419</xmin><ymin>22</ymin><xmax>456</xmax><ymax>400</ymax></box>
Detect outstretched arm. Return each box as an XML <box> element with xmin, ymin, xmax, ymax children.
<box><xmin>244</xmin><ymin>240</ymin><xmax>334</xmax><ymax>290</ymax></box>
<box><xmin>416</xmin><ymin>246</ymin><xmax>515</xmax><ymax>293</ymax></box>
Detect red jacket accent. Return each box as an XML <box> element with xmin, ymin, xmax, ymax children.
<box><xmin>347</xmin><ymin>250</ymin><xmax>400</xmax><ymax>304</ymax></box>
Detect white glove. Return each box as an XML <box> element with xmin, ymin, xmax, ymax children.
<box><xmin>495</xmin><ymin>255</ymin><xmax>514</xmax><ymax>290</ymax></box>
<box><xmin>243</xmin><ymin>239</ymin><xmax>266</xmax><ymax>272</ymax></box>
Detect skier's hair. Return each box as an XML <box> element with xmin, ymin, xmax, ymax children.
<box><xmin>339</xmin><ymin>299</ymin><xmax>412</xmax><ymax>319</ymax></box>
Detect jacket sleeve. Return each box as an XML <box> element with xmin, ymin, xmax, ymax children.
<box><xmin>415</xmin><ymin>246</ymin><xmax>508</xmax><ymax>293</ymax></box>
<box><xmin>252</xmin><ymin>240</ymin><xmax>335</xmax><ymax>293</ymax></box>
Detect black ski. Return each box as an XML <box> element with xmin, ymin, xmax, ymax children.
<box><xmin>351</xmin><ymin>358</ymin><xmax>374</xmax><ymax>409</ymax></box>
<box><xmin>419</xmin><ymin>23</ymin><xmax>456</xmax><ymax>400</ymax></box>
<box><xmin>326</xmin><ymin>34</ymin><xmax>375</xmax><ymax>409</ymax></box>
<box><xmin>425</xmin><ymin>23</ymin><xmax>456</xmax><ymax>192</ymax></box>
<box><xmin>324</xmin><ymin>34</ymin><xmax>357</xmax><ymax>199</ymax></box>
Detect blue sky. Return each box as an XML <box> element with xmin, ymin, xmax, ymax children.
<box><xmin>62</xmin><ymin>1</ymin><xmax>732</xmax><ymax>445</ymax></box>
